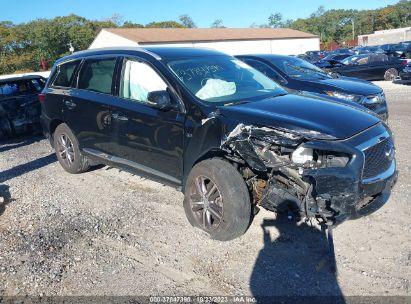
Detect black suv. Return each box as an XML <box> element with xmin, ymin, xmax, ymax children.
<box><xmin>40</xmin><ymin>47</ymin><xmax>397</xmax><ymax>241</ymax></box>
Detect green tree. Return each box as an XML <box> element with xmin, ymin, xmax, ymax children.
<box><xmin>268</xmin><ymin>13</ymin><xmax>283</xmax><ymax>28</ymax></box>
<box><xmin>145</xmin><ymin>21</ymin><xmax>185</xmax><ymax>28</ymax></box>
<box><xmin>122</xmin><ymin>21</ymin><xmax>145</xmax><ymax>28</ymax></box>
<box><xmin>179</xmin><ymin>15</ymin><xmax>196</xmax><ymax>28</ymax></box>
<box><xmin>211</xmin><ymin>19</ymin><xmax>225</xmax><ymax>28</ymax></box>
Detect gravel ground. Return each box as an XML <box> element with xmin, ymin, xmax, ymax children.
<box><xmin>0</xmin><ymin>81</ymin><xmax>410</xmax><ymax>299</ymax></box>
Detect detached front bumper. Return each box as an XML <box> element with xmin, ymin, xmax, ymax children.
<box><xmin>353</xmin><ymin>165</ymin><xmax>397</xmax><ymax>219</ymax></box>
<box><xmin>304</xmin><ymin>161</ymin><xmax>397</xmax><ymax>224</ymax></box>
<box><xmin>300</xmin><ymin>123</ymin><xmax>397</xmax><ymax>224</ymax></box>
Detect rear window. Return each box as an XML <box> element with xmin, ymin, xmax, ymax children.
<box><xmin>52</xmin><ymin>61</ymin><xmax>80</xmax><ymax>87</ymax></box>
<box><xmin>78</xmin><ymin>58</ymin><xmax>117</xmax><ymax>94</ymax></box>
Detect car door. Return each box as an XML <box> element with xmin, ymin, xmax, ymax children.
<box><xmin>346</xmin><ymin>55</ymin><xmax>373</xmax><ymax>79</ymax></box>
<box><xmin>366</xmin><ymin>54</ymin><xmax>387</xmax><ymax>80</ymax></box>
<box><xmin>64</xmin><ymin>56</ymin><xmax>119</xmax><ymax>155</ymax></box>
<box><xmin>110</xmin><ymin>57</ymin><xmax>185</xmax><ymax>183</ymax></box>
<box><xmin>332</xmin><ymin>55</ymin><xmax>369</xmax><ymax>79</ymax></box>
<box><xmin>43</xmin><ymin>59</ymin><xmax>82</xmax><ymax>128</ymax></box>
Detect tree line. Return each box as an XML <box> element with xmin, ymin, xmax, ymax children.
<box><xmin>0</xmin><ymin>0</ymin><xmax>410</xmax><ymax>74</ymax></box>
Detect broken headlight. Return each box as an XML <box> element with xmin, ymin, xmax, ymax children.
<box><xmin>291</xmin><ymin>147</ymin><xmax>314</xmax><ymax>165</ymax></box>
<box><xmin>326</xmin><ymin>91</ymin><xmax>363</xmax><ymax>103</ymax></box>
<box><xmin>291</xmin><ymin>146</ymin><xmax>350</xmax><ymax>168</ymax></box>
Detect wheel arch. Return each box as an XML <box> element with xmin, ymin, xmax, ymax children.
<box><xmin>182</xmin><ymin>148</ymin><xmax>229</xmax><ymax>192</ymax></box>
<box><xmin>48</xmin><ymin>119</ymin><xmax>64</xmax><ymax>147</ymax></box>
<box><xmin>50</xmin><ymin>119</ymin><xmax>64</xmax><ymax>136</ymax></box>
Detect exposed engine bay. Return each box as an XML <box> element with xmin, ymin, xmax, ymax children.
<box><xmin>0</xmin><ymin>76</ymin><xmax>44</xmax><ymax>139</ymax></box>
<box><xmin>0</xmin><ymin>95</ymin><xmax>42</xmax><ymax>139</ymax></box>
<box><xmin>221</xmin><ymin>123</ymin><xmax>397</xmax><ymax>226</ymax></box>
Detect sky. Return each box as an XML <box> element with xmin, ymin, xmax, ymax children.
<box><xmin>0</xmin><ymin>0</ymin><xmax>401</xmax><ymax>27</ymax></box>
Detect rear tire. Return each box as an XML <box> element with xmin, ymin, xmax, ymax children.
<box><xmin>183</xmin><ymin>158</ymin><xmax>252</xmax><ymax>241</ymax></box>
<box><xmin>53</xmin><ymin>123</ymin><xmax>90</xmax><ymax>174</ymax></box>
<box><xmin>384</xmin><ymin>68</ymin><xmax>398</xmax><ymax>81</ymax></box>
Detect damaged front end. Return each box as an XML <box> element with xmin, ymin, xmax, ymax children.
<box><xmin>221</xmin><ymin>123</ymin><xmax>397</xmax><ymax>226</ymax></box>
<box><xmin>0</xmin><ymin>95</ymin><xmax>41</xmax><ymax>140</ymax></box>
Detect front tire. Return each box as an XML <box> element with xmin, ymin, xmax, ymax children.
<box><xmin>53</xmin><ymin>123</ymin><xmax>90</xmax><ymax>174</ymax></box>
<box><xmin>183</xmin><ymin>158</ymin><xmax>252</xmax><ymax>241</ymax></box>
<box><xmin>384</xmin><ymin>68</ymin><xmax>398</xmax><ymax>81</ymax></box>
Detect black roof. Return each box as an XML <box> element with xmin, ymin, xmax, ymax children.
<box><xmin>56</xmin><ymin>47</ymin><xmax>227</xmax><ymax>65</ymax></box>
<box><xmin>236</xmin><ymin>54</ymin><xmax>293</xmax><ymax>61</ymax></box>
<box><xmin>0</xmin><ymin>75</ymin><xmax>45</xmax><ymax>83</ymax></box>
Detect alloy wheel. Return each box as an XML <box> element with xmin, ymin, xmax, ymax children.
<box><xmin>385</xmin><ymin>68</ymin><xmax>398</xmax><ymax>81</ymax></box>
<box><xmin>189</xmin><ymin>175</ymin><xmax>224</xmax><ymax>231</ymax></box>
<box><xmin>57</xmin><ymin>133</ymin><xmax>75</xmax><ymax>165</ymax></box>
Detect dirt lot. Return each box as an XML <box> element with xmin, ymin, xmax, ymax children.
<box><xmin>0</xmin><ymin>81</ymin><xmax>410</xmax><ymax>299</ymax></box>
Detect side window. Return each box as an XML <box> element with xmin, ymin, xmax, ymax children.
<box><xmin>244</xmin><ymin>59</ymin><xmax>286</xmax><ymax>84</ymax></box>
<box><xmin>370</xmin><ymin>54</ymin><xmax>388</xmax><ymax>63</ymax></box>
<box><xmin>52</xmin><ymin>61</ymin><xmax>80</xmax><ymax>87</ymax></box>
<box><xmin>78</xmin><ymin>58</ymin><xmax>117</xmax><ymax>94</ymax></box>
<box><xmin>356</xmin><ymin>56</ymin><xmax>370</xmax><ymax>65</ymax></box>
<box><xmin>120</xmin><ymin>59</ymin><xmax>168</xmax><ymax>104</ymax></box>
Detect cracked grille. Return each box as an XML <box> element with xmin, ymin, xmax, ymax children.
<box><xmin>363</xmin><ymin>138</ymin><xmax>393</xmax><ymax>179</ymax></box>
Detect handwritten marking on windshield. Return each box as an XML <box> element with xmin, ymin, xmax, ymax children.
<box><xmin>175</xmin><ymin>64</ymin><xmax>224</xmax><ymax>81</ymax></box>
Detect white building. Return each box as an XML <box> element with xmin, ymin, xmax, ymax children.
<box><xmin>89</xmin><ymin>28</ymin><xmax>319</xmax><ymax>55</ymax></box>
<box><xmin>358</xmin><ymin>27</ymin><xmax>411</xmax><ymax>46</ymax></box>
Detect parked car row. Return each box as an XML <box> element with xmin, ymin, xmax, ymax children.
<box><xmin>299</xmin><ymin>42</ymin><xmax>411</xmax><ymax>82</ymax></box>
<box><xmin>324</xmin><ymin>53</ymin><xmax>407</xmax><ymax>81</ymax></box>
<box><xmin>301</xmin><ymin>41</ymin><xmax>411</xmax><ymax>64</ymax></box>
<box><xmin>236</xmin><ymin>54</ymin><xmax>388</xmax><ymax>120</ymax></box>
<box><xmin>38</xmin><ymin>47</ymin><xmax>397</xmax><ymax>241</ymax></box>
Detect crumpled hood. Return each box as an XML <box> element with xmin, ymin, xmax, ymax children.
<box><xmin>218</xmin><ymin>94</ymin><xmax>380</xmax><ymax>140</ymax></box>
<box><xmin>315</xmin><ymin>77</ymin><xmax>382</xmax><ymax>96</ymax></box>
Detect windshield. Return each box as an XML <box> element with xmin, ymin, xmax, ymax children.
<box><xmin>167</xmin><ymin>56</ymin><xmax>285</xmax><ymax>104</ymax></box>
<box><xmin>268</xmin><ymin>56</ymin><xmax>332</xmax><ymax>81</ymax></box>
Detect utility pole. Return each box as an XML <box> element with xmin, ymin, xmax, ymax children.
<box><xmin>68</xmin><ymin>42</ymin><xmax>74</xmax><ymax>54</ymax></box>
<box><xmin>352</xmin><ymin>19</ymin><xmax>355</xmax><ymax>41</ymax></box>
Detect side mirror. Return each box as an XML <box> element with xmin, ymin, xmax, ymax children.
<box><xmin>147</xmin><ymin>90</ymin><xmax>173</xmax><ymax>110</ymax></box>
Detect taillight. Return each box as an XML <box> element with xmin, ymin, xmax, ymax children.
<box><xmin>401</xmin><ymin>59</ymin><xmax>408</xmax><ymax>66</ymax></box>
<box><xmin>38</xmin><ymin>93</ymin><xmax>46</xmax><ymax>103</ymax></box>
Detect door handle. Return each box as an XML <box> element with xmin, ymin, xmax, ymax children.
<box><xmin>111</xmin><ymin>113</ymin><xmax>129</xmax><ymax>121</ymax></box>
<box><xmin>64</xmin><ymin>99</ymin><xmax>77</xmax><ymax>110</ymax></box>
